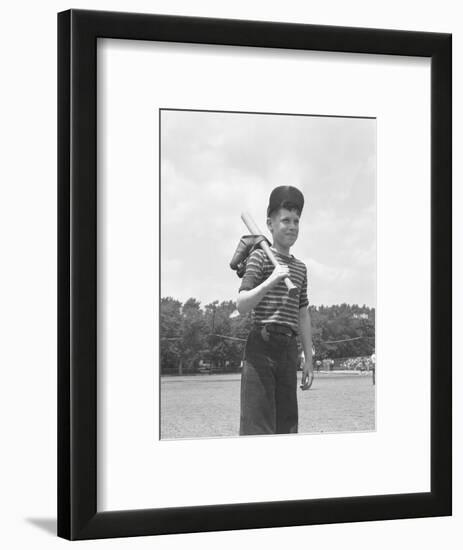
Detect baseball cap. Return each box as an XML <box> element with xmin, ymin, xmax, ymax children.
<box><xmin>267</xmin><ymin>186</ymin><xmax>304</xmax><ymax>217</ymax></box>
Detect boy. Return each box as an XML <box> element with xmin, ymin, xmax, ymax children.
<box><xmin>237</xmin><ymin>185</ymin><xmax>313</xmax><ymax>435</ymax></box>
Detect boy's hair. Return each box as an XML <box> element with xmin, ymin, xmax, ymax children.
<box><xmin>268</xmin><ymin>200</ymin><xmax>302</xmax><ymax>218</ymax></box>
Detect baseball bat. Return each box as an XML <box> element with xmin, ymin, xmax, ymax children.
<box><xmin>241</xmin><ymin>211</ymin><xmax>298</xmax><ymax>298</ymax></box>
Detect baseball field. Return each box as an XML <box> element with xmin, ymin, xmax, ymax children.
<box><xmin>160</xmin><ymin>372</ymin><xmax>375</xmax><ymax>439</ymax></box>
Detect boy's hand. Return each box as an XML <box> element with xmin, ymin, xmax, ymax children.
<box><xmin>268</xmin><ymin>264</ymin><xmax>290</xmax><ymax>286</ymax></box>
<box><xmin>300</xmin><ymin>358</ymin><xmax>314</xmax><ymax>391</ymax></box>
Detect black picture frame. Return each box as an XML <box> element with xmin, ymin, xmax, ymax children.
<box><xmin>58</xmin><ymin>9</ymin><xmax>452</xmax><ymax>541</ymax></box>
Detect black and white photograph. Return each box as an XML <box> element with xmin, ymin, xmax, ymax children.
<box><xmin>160</xmin><ymin>109</ymin><xmax>376</xmax><ymax>440</ymax></box>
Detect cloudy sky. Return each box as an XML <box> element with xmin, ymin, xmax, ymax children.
<box><xmin>160</xmin><ymin>109</ymin><xmax>376</xmax><ymax>308</ymax></box>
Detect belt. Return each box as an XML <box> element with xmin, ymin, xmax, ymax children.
<box><xmin>260</xmin><ymin>323</ymin><xmax>296</xmax><ymax>340</ymax></box>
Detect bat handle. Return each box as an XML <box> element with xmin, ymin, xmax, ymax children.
<box><xmin>285</xmin><ymin>279</ymin><xmax>298</xmax><ymax>298</ymax></box>
<box><xmin>259</xmin><ymin>240</ymin><xmax>298</xmax><ymax>298</ymax></box>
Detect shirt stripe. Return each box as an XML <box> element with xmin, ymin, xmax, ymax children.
<box><xmin>239</xmin><ymin>247</ymin><xmax>309</xmax><ymax>333</ymax></box>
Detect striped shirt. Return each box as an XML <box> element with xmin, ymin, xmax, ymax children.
<box><xmin>239</xmin><ymin>247</ymin><xmax>309</xmax><ymax>334</ymax></box>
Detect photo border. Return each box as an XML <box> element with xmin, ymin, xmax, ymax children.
<box><xmin>158</xmin><ymin>106</ymin><xmax>377</xmax><ymax>441</ymax></box>
<box><xmin>58</xmin><ymin>9</ymin><xmax>451</xmax><ymax>540</ymax></box>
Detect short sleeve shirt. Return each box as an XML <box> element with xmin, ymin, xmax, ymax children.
<box><xmin>239</xmin><ymin>247</ymin><xmax>309</xmax><ymax>334</ymax></box>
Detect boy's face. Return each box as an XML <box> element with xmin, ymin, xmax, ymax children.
<box><xmin>267</xmin><ymin>208</ymin><xmax>300</xmax><ymax>249</ymax></box>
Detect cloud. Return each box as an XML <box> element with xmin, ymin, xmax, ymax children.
<box><xmin>304</xmin><ymin>256</ymin><xmax>375</xmax><ymax>307</ymax></box>
<box><xmin>307</xmin><ymin>257</ymin><xmax>354</xmax><ymax>281</ymax></box>
<box><xmin>160</xmin><ymin>110</ymin><xmax>376</xmax><ymax>306</ymax></box>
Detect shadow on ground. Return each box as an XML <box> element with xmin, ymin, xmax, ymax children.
<box><xmin>26</xmin><ymin>518</ymin><xmax>56</xmax><ymax>535</ymax></box>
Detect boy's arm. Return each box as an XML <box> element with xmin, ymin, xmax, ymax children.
<box><xmin>299</xmin><ymin>307</ymin><xmax>313</xmax><ymax>388</ymax></box>
<box><xmin>236</xmin><ymin>264</ymin><xmax>290</xmax><ymax>314</ymax></box>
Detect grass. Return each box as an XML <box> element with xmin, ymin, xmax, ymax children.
<box><xmin>160</xmin><ymin>372</ymin><xmax>375</xmax><ymax>439</ymax></box>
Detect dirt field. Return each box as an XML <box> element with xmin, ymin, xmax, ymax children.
<box><xmin>160</xmin><ymin>372</ymin><xmax>375</xmax><ymax>439</ymax></box>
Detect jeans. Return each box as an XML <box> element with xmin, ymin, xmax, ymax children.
<box><xmin>240</xmin><ymin>326</ymin><xmax>298</xmax><ymax>435</ymax></box>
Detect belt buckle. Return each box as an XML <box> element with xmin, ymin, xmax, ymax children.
<box><xmin>265</xmin><ymin>325</ymin><xmax>292</xmax><ymax>344</ymax></box>
<box><xmin>271</xmin><ymin>324</ymin><xmax>292</xmax><ymax>338</ymax></box>
<box><xmin>260</xmin><ymin>325</ymin><xmax>270</xmax><ymax>342</ymax></box>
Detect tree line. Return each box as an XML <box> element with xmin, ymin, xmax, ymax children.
<box><xmin>160</xmin><ymin>297</ymin><xmax>375</xmax><ymax>375</ymax></box>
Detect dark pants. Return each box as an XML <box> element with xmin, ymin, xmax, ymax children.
<box><xmin>240</xmin><ymin>327</ymin><xmax>298</xmax><ymax>435</ymax></box>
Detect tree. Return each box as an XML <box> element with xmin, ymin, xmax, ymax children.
<box><xmin>160</xmin><ymin>298</ymin><xmax>375</xmax><ymax>374</ymax></box>
<box><xmin>204</xmin><ymin>300</ymin><xmax>246</xmax><ymax>370</ymax></box>
<box><xmin>311</xmin><ymin>304</ymin><xmax>375</xmax><ymax>360</ymax></box>
<box><xmin>180</xmin><ymin>298</ymin><xmax>207</xmax><ymax>373</ymax></box>
<box><xmin>160</xmin><ymin>297</ymin><xmax>182</xmax><ymax>373</ymax></box>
